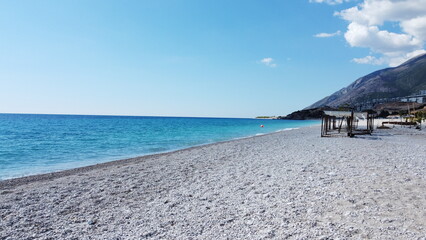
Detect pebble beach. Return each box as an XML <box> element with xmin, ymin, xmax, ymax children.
<box><xmin>1</xmin><ymin>125</ymin><xmax>425</xmax><ymax>239</ymax></box>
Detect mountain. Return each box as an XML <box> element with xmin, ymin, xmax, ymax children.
<box><xmin>306</xmin><ymin>53</ymin><xmax>426</xmax><ymax>109</ymax></box>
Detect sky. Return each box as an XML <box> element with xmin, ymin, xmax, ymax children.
<box><xmin>1</xmin><ymin>0</ymin><xmax>425</xmax><ymax>118</ymax></box>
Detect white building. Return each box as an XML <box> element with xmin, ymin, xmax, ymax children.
<box><xmin>400</xmin><ymin>90</ymin><xmax>426</xmax><ymax>104</ymax></box>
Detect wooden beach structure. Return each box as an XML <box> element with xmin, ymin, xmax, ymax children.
<box><xmin>380</xmin><ymin>121</ymin><xmax>417</xmax><ymax>126</ymax></box>
<box><xmin>321</xmin><ymin>110</ymin><xmax>375</xmax><ymax>137</ymax></box>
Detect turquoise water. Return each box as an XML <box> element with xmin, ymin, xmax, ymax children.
<box><xmin>0</xmin><ymin>114</ymin><xmax>319</xmax><ymax>180</ymax></box>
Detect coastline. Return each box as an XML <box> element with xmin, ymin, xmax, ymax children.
<box><xmin>0</xmin><ymin>125</ymin><xmax>318</xmax><ymax>189</ymax></box>
<box><xmin>0</xmin><ymin>114</ymin><xmax>320</xmax><ymax>182</ymax></box>
<box><xmin>1</xmin><ymin>125</ymin><xmax>425</xmax><ymax>239</ymax></box>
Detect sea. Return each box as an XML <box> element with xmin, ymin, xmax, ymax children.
<box><xmin>0</xmin><ymin>114</ymin><xmax>319</xmax><ymax>180</ymax></box>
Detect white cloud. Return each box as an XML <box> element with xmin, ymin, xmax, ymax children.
<box><xmin>401</xmin><ymin>16</ymin><xmax>426</xmax><ymax>41</ymax></box>
<box><xmin>260</xmin><ymin>58</ymin><xmax>277</xmax><ymax>67</ymax></box>
<box><xmin>352</xmin><ymin>55</ymin><xmax>385</xmax><ymax>65</ymax></box>
<box><xmin>344</xmin><ymin>22</ymin><xmax>421</xmax><ymax>53</ymax></box>
<box><xmin>385</xmin><ymin>49</ymin><xmax>426</xmax><ymax>66</ymax></box>
<box><xmin>309</xmin><ymin>0</ymin><xmax>350</xmax><ymax>5</ymax></box>
<box><xmin>314</xmin><ymin>31</ymin><xmax>341</xmax><ymax>38</ymax></box>
<box><xmin>336</xmin><ymin>0</ymin><xmax>426</xmax><ymax>26</ymax></box>
<box><xmin>352</xmin><ymin>49</ymin><xmax>426</xmax><ymax>66</ymax></box>
<box><xmin>335</xmin><ymin>0</ymin><xmax>426</xmax><ymax>66</ymax></box>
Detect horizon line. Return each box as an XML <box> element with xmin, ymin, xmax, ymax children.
<box><xmin>0</xmin><ymin>112</ymin><xmax>267</xmax><ymax>120</ymax></box>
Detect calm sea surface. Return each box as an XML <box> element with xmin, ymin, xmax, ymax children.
<box><xmin>0</xmin><ymin>114</ymin><xmax>319</xmax><ymax>180</ymax></box>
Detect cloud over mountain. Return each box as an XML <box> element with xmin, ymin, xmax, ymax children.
<box><xmin>336</xmin><ymin>0</ymin><xmax>426</xmax><ymax>66</ymax></box>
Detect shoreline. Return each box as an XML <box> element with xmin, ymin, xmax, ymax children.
<box><xmin>0</xmin><ymin>125</ymin><xmax>317</xmax><ymax>189</ymax></box>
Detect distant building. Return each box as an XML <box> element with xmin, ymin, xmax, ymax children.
<box><xmin>400</xmin><ymin>90</ymin><xmax>426</xmax><ymax>104</ymax></box>
<box><xmin>353</xmin><ymin>90</ymin><xmax>426</xmax><ymax>110</ymax></box>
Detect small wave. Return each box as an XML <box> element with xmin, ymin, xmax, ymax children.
<box><xmin>232</xmin><ymin>133</ymin><xmax>266</xmax><ymax>140</ymax></box>
<box><xmin>275</xmin><ymin>127</ymin><xmax>299</xmax><ymax>132</ymax></box>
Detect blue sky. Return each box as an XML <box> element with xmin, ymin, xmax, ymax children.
<box><xmin>1</xmin><ymin>0</ymin><xmax>425</xmax><ymax>117</ymax></box>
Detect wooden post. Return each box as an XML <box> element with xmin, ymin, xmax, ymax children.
<box><xmin>349</xmin><ymin>110</ymin><xmax>354</xmax><ymax>137</ymax></box>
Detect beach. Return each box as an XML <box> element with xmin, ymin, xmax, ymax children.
<box><xmin>1</xmin><ymin>125</ymin><xmax>425</xmax><ymax>239</ymax></box>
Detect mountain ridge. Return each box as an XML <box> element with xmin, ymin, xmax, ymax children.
<box><xmin>306</xmin><ymin>53</ymin><xmax>426</xmax><ymax>110</ymax></box>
